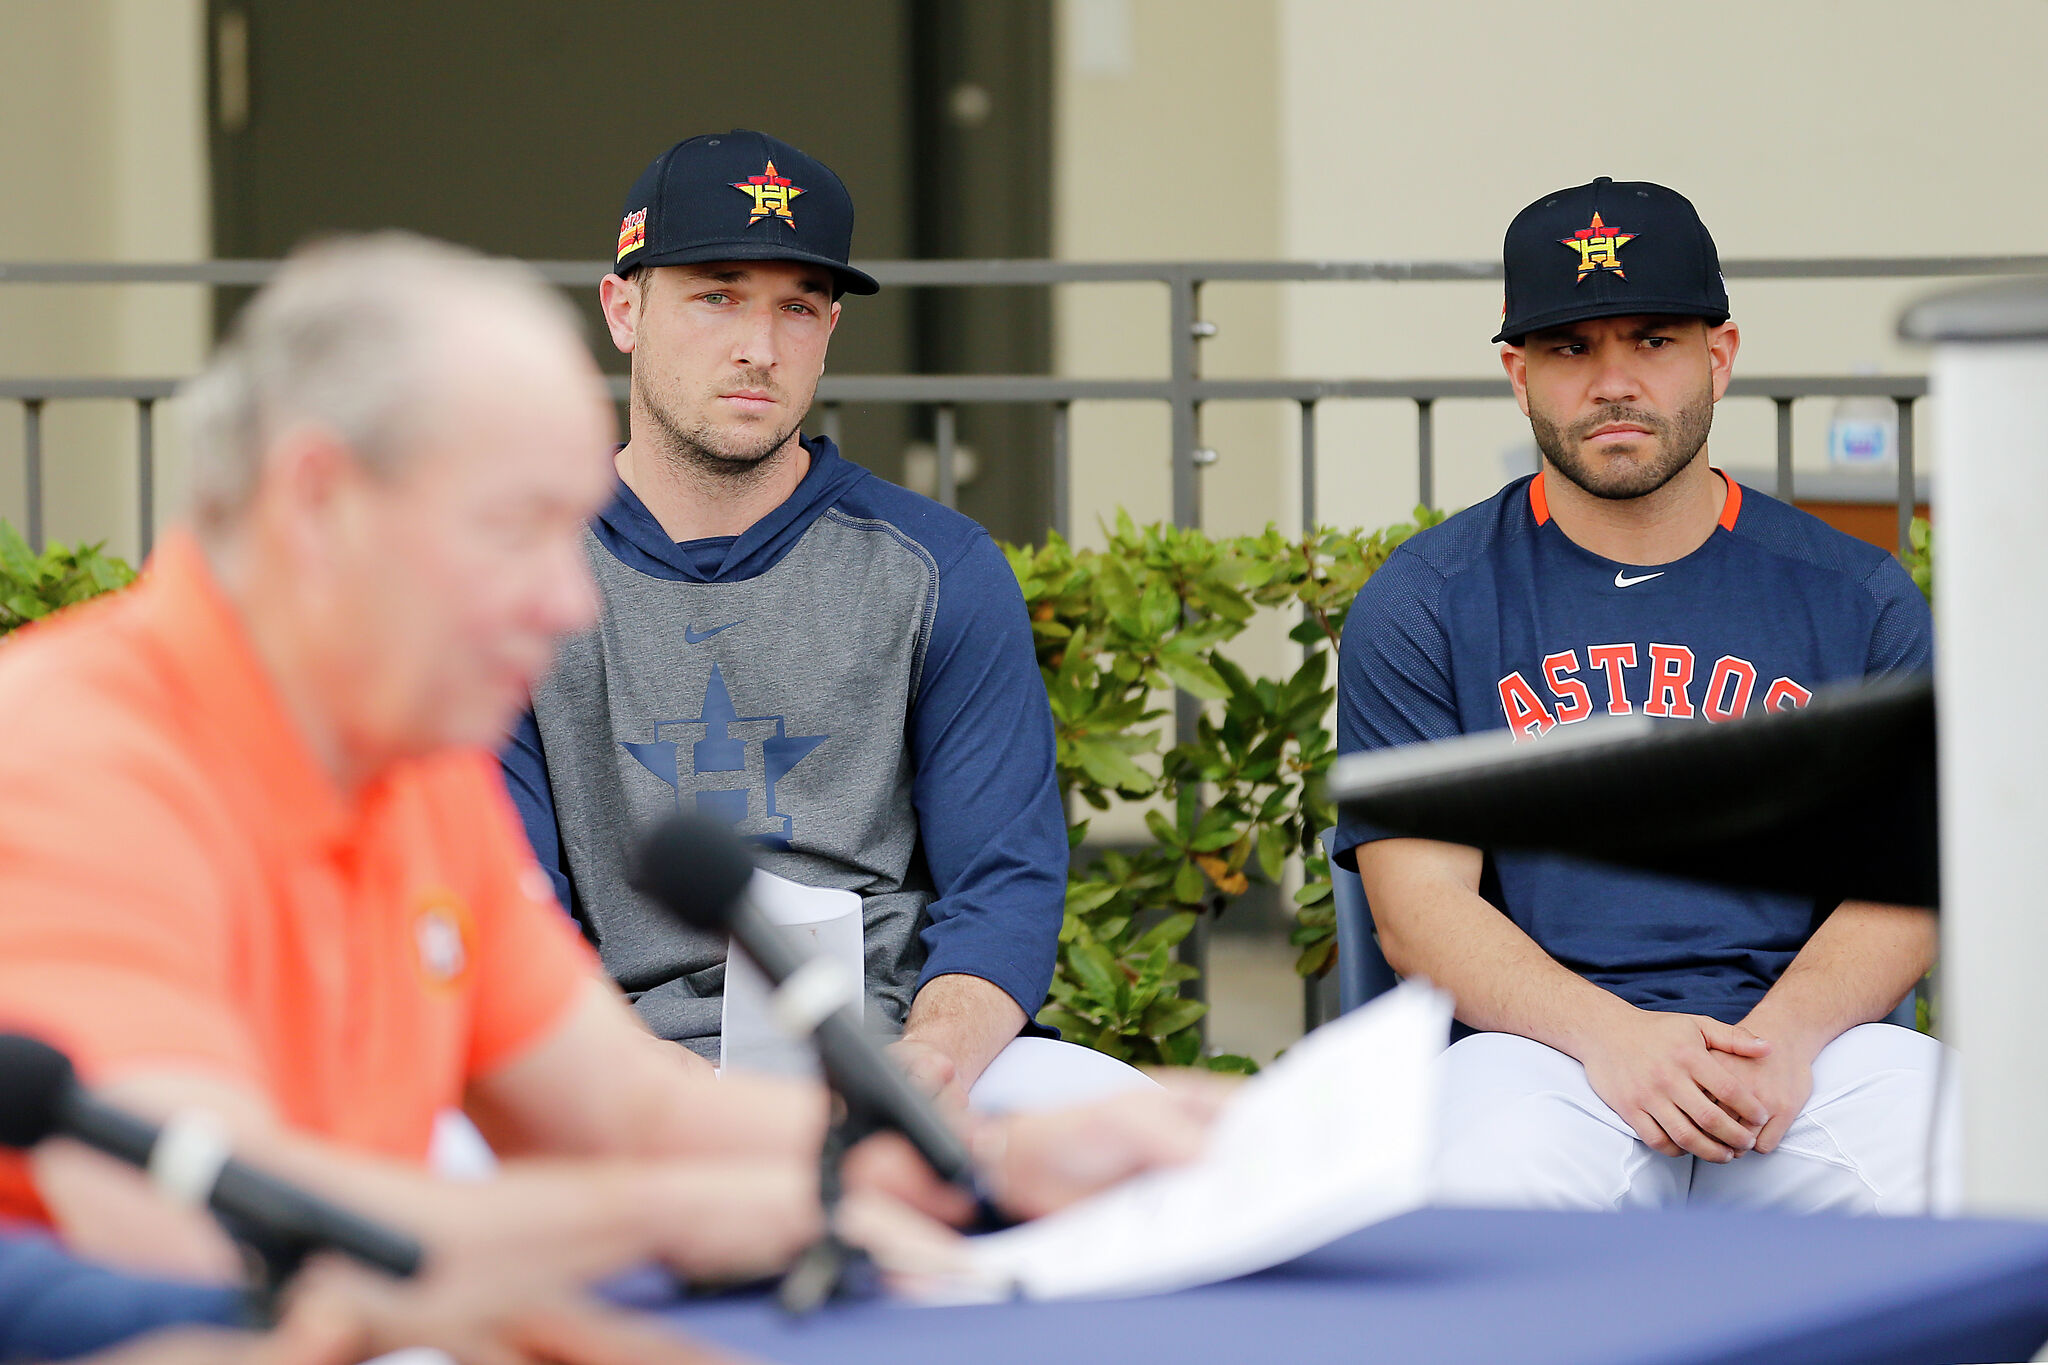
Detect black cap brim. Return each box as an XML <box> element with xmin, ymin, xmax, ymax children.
<box><xmin>622</xmin><ymin>238</ymin><xmax>879</xmax><ymax>296</ymax></box>
<box><xmin>1494</xmin><ymin>298</ymin><xmax>1729</xmax><ymax>345</ymax></box>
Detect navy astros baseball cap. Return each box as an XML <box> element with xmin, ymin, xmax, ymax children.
<box><xmin>613</xmin><ymin>129</ymin><xmax>879</xmax><ymax>296</ymax></box>
<box><xmin>1494</xmin><ymin>177</ymin><xmax>1727</xmax><ymax>344</ymax></box>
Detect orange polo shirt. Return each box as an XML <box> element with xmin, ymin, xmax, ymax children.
<box><xmin>0</xmin><ymin>532</ymin><xmax>600</xmax><ymax>1222</ymax></box>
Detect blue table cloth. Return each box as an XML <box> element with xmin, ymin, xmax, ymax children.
<box><xmin>657</xmin><ymin>1207</ymin><xmax>2048</xmax><ymax>1365</ymax></box>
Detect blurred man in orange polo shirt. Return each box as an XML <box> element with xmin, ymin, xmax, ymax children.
<box><xmin>0</xmin><ymin>235</ymin><xmax>1213</xmax><ymax>1302</ymax></box>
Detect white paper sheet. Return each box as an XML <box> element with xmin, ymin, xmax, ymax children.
<box><xmin>908</xmin><ymin>980</ymin><xmax>1451</xmax><ymax>1304</ymax></box>
<box><xmin>718</xmin><ymin>870</ymin><xmax>864</xmax><ymax>1079</ymax></box>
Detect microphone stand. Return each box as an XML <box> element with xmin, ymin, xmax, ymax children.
<box><xmin>776</xmin><ymin>1098</ymin><xmax>884</xmax><ymax>1315</ymax></box>
<box><xmin>222</xmin><ymin>1215</ymin><xmax>320</xmax><ymax>1327</ymax></box>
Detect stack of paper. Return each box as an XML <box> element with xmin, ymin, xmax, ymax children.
<box><xmin>913</xmin><ymin>980</ymin><xmax>1451</xmax><ymax>1303</ymax></box>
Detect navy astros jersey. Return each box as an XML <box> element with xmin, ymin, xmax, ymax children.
<box><xmin>1333</xmin><ymin>470</ymin><xmax>1933</xmax><ymax>1024</ymax></box>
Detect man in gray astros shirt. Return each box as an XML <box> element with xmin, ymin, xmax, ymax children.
<box><xmin>503</xmin><ymin>130</ymin><xmax>1139</xmax><ymax>1111</ymax></box>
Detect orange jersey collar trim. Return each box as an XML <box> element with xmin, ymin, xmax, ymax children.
<box><xmin>138</xmin><ymin>532</ymin><xmax>354</xmax><ymax>847</ymax></box>
<box><xmin>1528</xmin><ymin>468</ymin><xmax>1741</xmax><ymax>532</ymax></box>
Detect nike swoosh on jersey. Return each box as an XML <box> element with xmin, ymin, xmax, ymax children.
<box><xmin>684</xmin><ymin>621</ymin><xmax>744</xmax><ymax>643</ymax></box>
<box><xmin>1613</xmin><ymin>570</ymin><xmax>1665</xmax><ymax>588</ymax></box>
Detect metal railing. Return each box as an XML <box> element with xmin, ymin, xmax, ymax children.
<box><xmin>5</xmin><ymin>254</ymin><xmax>2043</xmax><ymax>560</ymax></box>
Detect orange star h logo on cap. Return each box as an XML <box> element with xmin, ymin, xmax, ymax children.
<box><xmin>732</xmin><ymin>159</ymin><xmax>805</xmax><ymax>228</ymax></box>
<box><xmin>1561</xmin><ymin>211</ymin><xmax>1635</xmax><ymax>283</ymax></box>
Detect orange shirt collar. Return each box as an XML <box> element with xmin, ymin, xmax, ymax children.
<box><xmin>137</xmin><ymin>532</ymin><xmax>355</xmax><ymax>848</ymax></box>
<box><xmin>1528</xmin><ymin>468</ymin><xmax>1741</xmax><ymax>532</ymax></box>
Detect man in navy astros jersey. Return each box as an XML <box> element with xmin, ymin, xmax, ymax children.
<box><xmin>503</xmin><ymin>131</ymin><xmax>1116</xmax><ymax>1110</ymax></box>
<box><xmin>1333</xmin><ymin>178</ymin><xmax>1948</xmax><ymax>1211</ymax></box>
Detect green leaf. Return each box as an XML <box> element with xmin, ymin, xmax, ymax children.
<box><xmin>1256</xmin><ymin>824</ymin><xmax>1289</xmax><ymax>883</ymax></box>
<box><xmin>1141</xmin><ymin>996</ymin><xmax>1208</xmax><ymax>1037</ymax></box>
<box><xmin>0</xmin><ymin>521</ymin><xmax>35</xmax><ymax>581</ymax></box>
<box><xmin>1035</xmin><ymin>1006</ymin><xmax>1094</xmax><ymax>1037</ymax></box>
<box><xmin>1136</xmin><ymin>911</ymin><xmax>1198</xmax><ymax>953</ymax></box>
<box><xmin>1162</xmin><ymin>1028</ymin><xmax>1202</xmax><ymax>1066</ymax></box>
<box><xmin>1065</xmin><ymin>882</ymin><xmax>1119</xmax><ymax>915</ymax></box>
<box><xmin>1069</xmin><ymin>941</ymin><xmax>1123</xmax><ymax>1004</ymax></box>
<box><xmin>1172</xmin><ymin>859</ymin><xmax>1205</xmax><ymax>904</ymax></box>
<box><xmin>1073</xmin><ymin>736</ymin><xmax>1154</xmax><ymax>794</ymax></box>
<box><xmin>1293</xmin><ymin>880</ymin><xmax>1334</xmax><ymax>906</ymax></box>
<box><xmin>1202</xmin><ymin>1053</ymin><xmax>1260</xmax><ymax>1075</ymax></box>
<box><xmin>1154</xmin><ymin>648</ymin><xmax>1231</xmax><ymax>701</ymax></box>
<box><xmin>1187</xmin><ymin>819</ymin><xmax>1241</xmax><ymax>854</ymax></box>
<box><xmin>1295</xmin><ymin>938</ymin><xmax>1337</xmax><ymax>977</ymax></box>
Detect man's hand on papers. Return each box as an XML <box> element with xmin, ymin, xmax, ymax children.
<box><xmin>979</xmin><ymin>1075</ymin><xmax>1234</xmax><ymax>1221</ymax></box>
<box><xmin>841</xmin><ymin>1075</ymin><xmax>1232</xmax><ymax>1226</ymax></box>
<box><xmin>1576</xmin><ymin>1007</ymin><xmax>1773</xmax><ymax>1163</ymax></box>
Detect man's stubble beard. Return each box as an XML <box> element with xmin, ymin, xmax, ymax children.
<box><xmin>635</xmin><ymin>370</ymin><xmax>811</xmax><ymax>483</ymax></box>
<box><xmin>1530</xmin><ymin>384</ymin><xmax>1716</xmax><ymax>501</ymax></box>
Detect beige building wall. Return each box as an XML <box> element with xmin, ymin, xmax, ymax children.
<box><xmin>1053</xmin><ymin>0</ymin><xmax>1288</xmax><ymax>546</ymax></box>
<box><xmin>0</xmin><ymin>0</ymin><xmax>209</xmax><ymax>563</ymax></box>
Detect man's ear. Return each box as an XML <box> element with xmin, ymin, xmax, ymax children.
<box><xmin>1500</xmin><ymin>344</ymin><xmax>1531</xmax><ymax>417</ymax></box>
<box><xmin>1706</xmin><ymin>320</ymin><xmax>1740</xmax><ymax>403</ymax></box>
<box><xmin>598</xmin><ymin>272</ymin><xmax>641</xmax><ymax>355</ymax></box>
<box><xmin>252</xmin><ymin>425</ymin><xmax>360</xmax><ymax>570</ymax></box>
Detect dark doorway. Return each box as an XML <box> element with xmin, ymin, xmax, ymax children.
<box><xmin>207</xmin><ymin>0</ymin><xmax>1052</xmax><ymax>542</ymax></box>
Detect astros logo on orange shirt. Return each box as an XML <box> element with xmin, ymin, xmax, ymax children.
<box><xmin>1561</xmin><ymin>212</ymin><xmax>1635</xmax><ymax>283</ymax></box>
<box><xmin>732</xmin><ymin>159</ymin><xmax>805</xmax><ymax>228</ymax></box>
<box><xmin>413</xmin><ymin>890</ymin><xmax>475</xmax><ymax>991</ymax></box>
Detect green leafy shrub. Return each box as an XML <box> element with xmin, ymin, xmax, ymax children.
<box><xmin>1006</xmin><ymin>508</ymin><xmax>1443</xmax><ymax>1067</ymax></box>
<box><xmin>1903</xmin><ymin>516</ymin><xmax>1932</xmax><ymax>603</ymax></box>
<box><xmin>0</xmin><ymin>521</ymin><xmax>135</xmax><ymax>638</ymax></box>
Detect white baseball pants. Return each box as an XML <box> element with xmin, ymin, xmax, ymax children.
<box><xmin>1431</xmin><ymin>1022</ymin><xmax>1959</xmax><ymax>1214</ymax></box>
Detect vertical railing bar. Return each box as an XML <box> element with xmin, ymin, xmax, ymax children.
<box><xmin>934</xmin><ymin>404</ymin><xmax>958</xmax><ymax>510</ymax></box>
<box><xmin>23</xmin><ymin>398</ymin><xmax>43</xmax><ymax>552</ymax></box>
<box><xmin>136</xmin><ymin>398</ymin><xmax>156</xmax><ymax>558</ymax></box>
<box><xmin>1050</xmin><ymin>400</ymin><xmax>1071</xmax><ymax>543</ymax></box>
<box><xmin>820</xmin><ymin>403</ymin><xmax>842</xmax><ymax>449</ymax></box>
<box><xmin>1895</xmin><ymin>396</ymin><xmax>1916</xmax><ymax>559</ymax></box>
<box><xmin>1168</xmin><ymin>270</ymin><xmax>1206</xmax><ymax>1037</ymax></box>
<box><xmin>1298</xmin><ymin>395</ymin><xmax>1322</xmax><ymax>1036</ymax></box>
<box><xmin>1415</xmin><ymin>397</ymin><xmax>1435</xmax><ymax>509</ymax></box>
<box><xmin>1168</xmin><ymin>270</ymin><xmax>1201</xmax><ymax>531</ymax></box>
<box><xmin>1773</xmin><ymin>397</ymin><xmax>1794</xmax><ymax>503</ymax></box>
<box><xmin>1299</xmin><ymin>399</ymin><xmax>1318</xmax><ymax>534</ymax></box>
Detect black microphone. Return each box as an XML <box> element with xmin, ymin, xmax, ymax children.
<box><xmin>0</xmin><ymin>1033</ymin><xmax>422</xmax><ymax>1278</ymax></box>
<box><xmin>629</xmin><ymin>812</ymin><xmax>978</xmax><ymax>1189</ymax></box>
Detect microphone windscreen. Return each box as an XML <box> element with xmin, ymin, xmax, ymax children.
<box><xmin>628</xmin><ymin>811</ymin><xmax>758</xmax><ymax>932</ymax></box>
<box><xmin>0</xmin><ymin>1033</ymin><xmax>77</xmax><ymax>1149</ymax></box>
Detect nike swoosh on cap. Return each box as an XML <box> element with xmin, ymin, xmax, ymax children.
<box><xmin>1613</xmin><ymin>570</ymin><xmax>1665</xmax><ymax>588</ymax></box>
<box><xmin>684</xmin><ymin>621</ymin><xmax>743</xmax><ymax>643</ymax></box>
